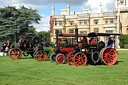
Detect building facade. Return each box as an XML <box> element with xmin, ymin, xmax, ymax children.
<box><xmin>50</xmin><ymin>0</ymin><xmax>128</xmax><ymax>48</ymax></box>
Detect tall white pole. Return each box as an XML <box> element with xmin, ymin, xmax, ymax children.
<box><xmin>116</xmin><ymin>0</ymin><xmax>120</xmax><ymax>48</ymax></box>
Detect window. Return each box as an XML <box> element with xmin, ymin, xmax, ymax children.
<box><xmin>69</xmin><ymin>21</ymin><xmax>74</xmax><ymax>26</ymax></box>
<box><xmin>105</xmin><ymin>30</ymin><xmax>114</xmax><ymax>33</ymax></box>
<box><xmin>94</xmin><ymin>28</ymin><xmax>99</xmax><ymax>33</ymax></box>
<box><xmin>79</xmin><ymin>20</ymin><xmax>88</xmax><ymax>25</ymax></box>
<box><xmin>104</xmin><ymin>19</ymin><xmax>114</xmax><ymax>24</ymax></box>
<box><xmin>105</xmin><ymin>19</ymin><xmax>108</xmax><ymax>24</ymax></box>
<box><xmin>69</xmin><ymin>29</ymin><xmax>74</xmax><ymax>33</ymax></box>
<box><xmin>59</xmin><ymin>30</ymin><xmax>62</xmax><ymax>33</ymax></box>
<box><xmin>94</xmin><ymin>20</ymin><xmax>98</xmax><ymax>25</ymax></box>
<box><xmin>79</xmin><ymin>21</ymin><xmax>82</xmax><ymax>25</ymax></box>
<box><xmin>80</xmin><ymin>31</ymin><xmax>87</xmax><ymax>34</ymax></box>
<box><xmin>55</xmin><ymin>21</ymin><xmax>62</xmax><ymax>26</ymax></box>
<box><xmin>110</xmin><ymin>19</ymin><xmax>114</xmax><ymax>23</ymax></box>
<box><xmin>83</xmin><ymin>20</ymin><xmax>88</xmax><ymax>25</ymax></box>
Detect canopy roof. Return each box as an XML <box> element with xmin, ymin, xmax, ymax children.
<box><xmin>88</xmin><ymin>32</ymin><xmax>120</xmax><ymax>37</ymax></box>
<box><xmin>59</xmin><ymin>33</ymin><xmax>87</xmax><ymax>37</ymax></box>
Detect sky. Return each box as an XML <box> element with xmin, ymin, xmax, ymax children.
<box><xmin>0</xmin><ymin>0</ymin><xmax>115</xmax><ymax>32</ymax></box>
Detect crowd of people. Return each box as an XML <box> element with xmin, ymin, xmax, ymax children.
<box><xmin>61</xmin><ymin>37</ymin><xmax>115</xmax><ymax>48</ymax></box>
<box><xmin>0</xmin><ymin>41</ymin><xmax>11</xmax><ymax>56</ymax></box>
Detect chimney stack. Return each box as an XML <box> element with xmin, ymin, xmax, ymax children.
<box><xmin>73</xmin><ymin>11</ymin><xmax>75</xmax><ymax>15</ymax></box>
<box><xmin>52</xmin><ymin>6</ymin><xmax>55</xmax><ymax>15</ymax></box>
<box><xmin>99</xmin><ymin>2</ymin><xmax>102</xmax><ymax>13</ymax></box>
<box><xmin>83</xmin><ymin>8</ymin><xmax>88</xmax><ymax>14</ymax></box>
<box><xmin>67</xmin><ymin>5</ymin><xmax>70</xmax><ymax>15</ymax></box>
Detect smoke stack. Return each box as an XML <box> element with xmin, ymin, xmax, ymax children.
<box><xmin>55</xmin><ymin>30</ymin><xmax>59</xmax><ymax>47</ymax></box>
<box><xmin>39</xmin><ymin>34</ymin><xmax>42</xmax><ymax>44</ymax></box>
<box><xmin>67</xmin><ymin>5</ymin><xmax>70</xmax><ymax>15</ymax></box>
<box><xmin>75</xmin><ymin>29</ymin><xmax>78</xmax><ymax>48</ymax></box>
<box><xmin>52</xmin><ymin>6</ymin><xmax>55</xmax><ymax>15</ymax></box>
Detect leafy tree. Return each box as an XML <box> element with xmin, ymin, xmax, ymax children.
<box><xmin>119</xmin><ymin>34</ymin><xmax>128</xmax><ymax>48</ymax></box>
<box><xmin>38</xmin><ymin>31</ymin><xmax>50</xmax><ymax>43</ymax></box>
<box><xmin>0</xmin><ymin>6</ymin><xmax>41</xmax><ymax>43</ymax></box>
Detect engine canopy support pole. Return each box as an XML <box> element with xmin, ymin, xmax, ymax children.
<box><xmin>14</xmin><ymin>30</ymin><xmax>17</xmax><ymax>43</ymax></box>
<box><xmin>56</xmin><ymin>30</ymin><xmax>59</xmax><ymax>47</ymax></box>
<box><xmin>75</xmin><ymin>29</ymin><xmax>78</xmax><ymax>48</ymax></box>
<box><xmin>39</xmin><ymin>34</ymin><xmax>42</xmax><ymax>44</ymax></box>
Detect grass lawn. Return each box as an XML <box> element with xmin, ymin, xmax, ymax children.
<box><xmin>0</xmin><ymin>50</ymin><xmax>128</xmax><ymax>85</ymax></box>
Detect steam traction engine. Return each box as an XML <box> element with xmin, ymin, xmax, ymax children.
<box><xmin>32</xmin><ymin>35</ymin><xmax>54</xmax><ymax>62</ymax></box>
<box><xmin>9</xmin><ymin>38</ymin><xmax>36</xmax><ymax>60</ymax></box>
<box><xmin>67</xmin><ymin>29</ymin><xmax>120</xmax><ymax>66</ymax></box>
<box><xmin>50</xmin><ymin>30</ymin><xmax>87</xmax><ymax>64</ymax></box>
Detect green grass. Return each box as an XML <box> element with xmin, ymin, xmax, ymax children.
<box><xmin>0</xmin><ymin>50</ymin><xmax>128</xmax><ymax>85</ymax></box>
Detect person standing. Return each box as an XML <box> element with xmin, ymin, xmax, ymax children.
<box><xmin>89</xmin><ymin>37</ymin><xmax>95</xmax><ymax>44</ymax></box>
<box><xmin>5</xmin><ymin>46</ymin><xmax>9</xmax><ymax>56</ymax></box>
<box><xmin>107</xmin><ymin>37</ymin><xmax>115</xmax><ymax>47</ymax></box>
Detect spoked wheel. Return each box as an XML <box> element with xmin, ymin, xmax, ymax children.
<box><xmin>36</xmin><ymin>50</ymin><xmax>48</xmax><ymax>62</ymax></box>
<box><xmin>50</xmin><ymin>53</ymin><xmax>56</xmax><ymax>63</ymax></box>
<box><xmin>67</xmin><ymin>52</ymin><xmax>75</xmax><ymax>65</ymax></box>
<box><xmin>33</xmin><ymin>51</ymin><xmax>38</xmax><ymax>60</ymax></box>
<box><xmin>56</xmin><ymin>53</ymin><xmax>66</xmax><ymax>64</ymax></box>
<box><xmin>74</xmin><ymin>52</ymin><xmax>87</xmax><ymax>66</ymax></box>
<box><xmin>99</xmin><ymin>47</ymin><xmax>117</xmax><ymax>65</ymax></box>
<box><xmin>91</xmin><ymin>51</ymin><xmax>100</xmax><ymax>64</ymax></box>
<box><xmin>9</xmin><ymin>48</ymin><xmax>22</xmax><ymax>60</ymax></box>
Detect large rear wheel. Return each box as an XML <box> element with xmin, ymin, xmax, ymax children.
<box><xmin>36</xmin><ymin>50</ymin><xmax>48</xmax><ymax>62</ymax></box>
<box><xmin>9</xmin><ymin>48</ymin><xmax>22</xmax><ymax>60</ymax></box>
<box><xmin>74</xmin><ymin>52</ymin><xmax>87</xmax><ymax>66</ymax></box>
<box><xmin>99</xmin><ymin>47</ymin><xmax>117</xmax><ymax>65</ymax></box>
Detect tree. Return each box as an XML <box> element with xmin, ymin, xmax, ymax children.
<box><xmin>119</xmin><ymin>34</ymin><xmax>128</xmax><ymax>48</ymax></box>
<box><xmin>0</xmin><ymin>6</ymin><xmax>41</xmax><ymax>43</ymax></box>
<box><xmin>38</xmin><ymin>31</ymin><xmax>50</xmax><ymax>42</ymax></box>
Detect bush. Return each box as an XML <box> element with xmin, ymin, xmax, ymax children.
<box><xmin>124</xmin><ymin>44</ymin><xmax>128</xmax><ymax>49</ymax></box>
<box><xmin>119</xmin><ymin>34</ymin><xmax>128</xmax><ymax>48</ymax></box>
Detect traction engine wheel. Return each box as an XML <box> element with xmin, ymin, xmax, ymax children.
<box><xmin>56</xmin><ymin>53</ymin><xmax>66</xmax><ymax>64</ymax></box>
<box><xmin>74</xmin><ymin>52</ymin><xmax>87</xmax><ymax>66</ymax></box>
<box><xmin>99</xmin><ymin>47</ymin><xmax>117</xmax><ymax>65</ymax></box>
<box><xmin>67</xmin><ymin>52</ymin><xmax>75</xmax><ymax>65</ymax></box>
<box><xmin>9</xmin><ymin>48</ymin><xmax>22</xmax><ymax>60</ymax></box>
<box><xmin>91</xmin><ymin>51</ymin><xmax>100</xmax><ymax>64</ymax></box>
<box><xmin>33</xmin><ymin>51</ymin><xmax>38</xmax><ymax>60</ymax></box>
<box><xmin>36</xmin><ymin>50</ymin><xmax>48</xmax><ymax>61</ymax></box>
<box><xmin>50</xmin><ymin>53</ymin><xmax>56</xmax><ymax>63</ymax></box>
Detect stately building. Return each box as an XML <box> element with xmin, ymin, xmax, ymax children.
<box><xmin>50</xmin><ymin>0</ymin><xmax>128</xmax><ymax>48</ymax></box>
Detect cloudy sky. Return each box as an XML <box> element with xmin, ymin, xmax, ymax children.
<box><xmin>0</xmin><ymin>0</ymin><xmax>115</xmax><ymax>32</ymax></box>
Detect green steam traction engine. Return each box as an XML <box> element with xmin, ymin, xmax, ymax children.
<box><xmin>32</xmin><ymin>35</ymin><xmax>54</xmax><ymax>62</ymax></box>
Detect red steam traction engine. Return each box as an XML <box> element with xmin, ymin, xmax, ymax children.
<box><xmin>67</xmin><ymin>29</ymin><xmax>120</xmax><ymax>66</ymax></box>
<box><xmin>50</xmin><ymin>30</ymin><xmax>87</xmax><ymax>64</ymax></box>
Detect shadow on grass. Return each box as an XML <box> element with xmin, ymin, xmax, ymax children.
<box><xmin>85</xmin><ymin>60</ymin><xmax>123</xmax><ymax>66</ymax></box>
<box><xmin>20</xmin><ymin>57</ymin><xmax>34</xmax><ymax>59</ymax></box>
<box><xmin>114</xmin><ymin>60</ymin><xmax>123</xmax><ymax>65</ymax></box>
